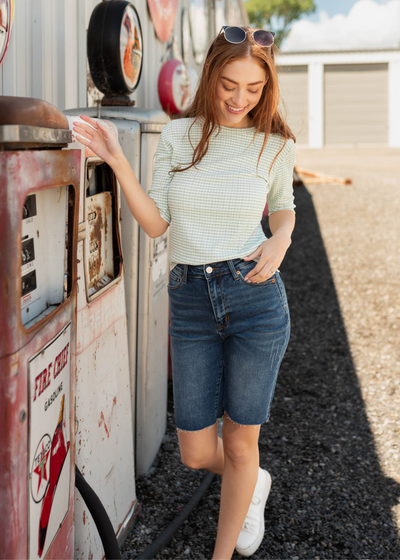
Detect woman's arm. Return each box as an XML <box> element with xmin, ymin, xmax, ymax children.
<box><xmin>243</xmin><ymin>209</ymin><xmax>295</xmax><ymax>283</ymax></box>
<box><xmin>269</xmin><ymin>209</ymin><xmax>296</xmax><ymax>243</ymax></box>
<box><xmin>73</xmin><ymin>115</ymin><xmax>169</xmax><ymax>239</ymax></box>
<box><xmin>107</xmin><ymin>153</ymin><xmax>169</xmax><ymax>238</ymax></box>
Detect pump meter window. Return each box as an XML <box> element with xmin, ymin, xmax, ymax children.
<box><xmin>21</xmin><ymin>186</ymin><xmax>74</xmax><ymax>328</ymax></box>
<box><xmin>85</xmin><ymin>160</ymin><xmax>122</xmax><ymax>298</ymax></box>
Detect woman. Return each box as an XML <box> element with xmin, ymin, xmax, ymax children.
<box><xmin>74</xmin><ymin>25</ymin><xmax>296</xmax><ymax>560</ymax></box>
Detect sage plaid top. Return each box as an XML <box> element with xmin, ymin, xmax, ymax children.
<box><xmin>148</xmin><ymin>117</ymin><xmax>296</xmax><ymax>270</ymax></box>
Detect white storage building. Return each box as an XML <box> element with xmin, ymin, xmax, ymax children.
<box><xmin>277</xmin><ymin>48</ymin><xmax>400</xmax><ymax>148</ymax></box>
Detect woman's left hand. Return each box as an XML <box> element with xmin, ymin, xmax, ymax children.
<box><xmin>242</xmin><ymin>232</ymin><xmax>291</xmax><ymax>283</ymax></box>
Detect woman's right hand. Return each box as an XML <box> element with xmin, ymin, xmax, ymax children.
<box><xmin>72</xmin><ymin>114</ymin><xmax>125</xmax><ymax>168</ymax></box>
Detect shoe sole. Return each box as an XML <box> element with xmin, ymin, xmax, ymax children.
<box><xmin>235</xmin><ymin>469</ymin><xmax>272</xmax><ymax>557</ymax></box>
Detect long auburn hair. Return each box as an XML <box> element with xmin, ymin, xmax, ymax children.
<box><xmin>173</xmin><ymin>26</ymin><xmax>295</xmax><ymax>176</ymax></box>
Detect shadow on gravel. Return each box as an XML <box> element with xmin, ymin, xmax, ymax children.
<box><xmin>122</xmin><ymin>185</ymin><xmax>400</xmax><ymax>560</ymax></box>
<box><xmin>252</xmin><ymin>185</ymin><xmax>400</xmax><ymax>559</ymax></box>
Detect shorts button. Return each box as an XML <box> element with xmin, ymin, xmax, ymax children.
<box><xmin>206</xmin><ymin>266</ymin><xmax>213</xmax><ymax>273</ymax></box>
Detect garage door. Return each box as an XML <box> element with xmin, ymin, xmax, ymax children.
<box><xmin>324</xmin><ymin>63</ymin><xmax>388</xmax><ymax>146</ymax></box>
<box><xmin>278</xmin><ymin>65</ymin><xmax>308</xmax><ymax>145</ymax></box>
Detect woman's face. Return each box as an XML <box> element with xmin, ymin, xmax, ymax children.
<box><xmin>215</xmin><ymin>57</ymin><xmax>268</xmax><ymax>128</ymax></box>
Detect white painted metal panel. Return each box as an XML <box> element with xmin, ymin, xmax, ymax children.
<box><xmin>324</xmin><ymin>63</ymin><xmax>389</xmax><ymax>146</ymax></box>
<box><xmin>74</xmin><ymin>269</ymin><xmax>136</xmax><ymax>558</ymax></box>
<box><xmin>136</xmin><ymin>131</ymin><xmax>169</xmax><ymax>476</ymax></box>
<box><xmin>64</xmin><ymin>137</ymin><xmax>137</xmax><ymax>558</ymax></box>
<box><xmin>106</xmin><ymin>118</ymin><xmax>142</xmax><ymax>439</ymax></box>
<box><xmin>74</xmin><ymin>245</ymin><xmax>136</xmax><ymax>556</ymax></box>
<box><xmin>278</xmin><ymin>65</ymin><xmax>308</xmax><ymax>145</ymax></box>
<box><xmin>21</xmin><ymin>187</ymin><xmax>68</xmax><ymax>327</ymax></box>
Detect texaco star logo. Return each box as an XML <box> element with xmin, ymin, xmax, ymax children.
<box><xmin>31</xmin><ymin>434</ymin><xmax>51</xmax><ymax>503</ymax></box>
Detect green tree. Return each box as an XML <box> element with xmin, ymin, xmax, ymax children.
<box><xmin>245</xmin><ymin>0</ymin><xmax>317</xmax><ymax>48</ymax></box>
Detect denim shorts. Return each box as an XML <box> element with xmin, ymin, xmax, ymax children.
<box><xmin>168</xmin><ymin>258</ymin><xmax>291</xmax><ymax>432</ymax></box>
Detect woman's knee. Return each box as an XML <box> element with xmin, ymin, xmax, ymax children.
<box><xmin>180</xmin><ymin>454</ymin><xmax>207</xmax><ymax>470</ymax></box>
<box><xmin>177</xmin><ymin>424</ymin><xmax>218</xmax><ymax>470</ymax></box>
<box><xmin>222</xmin><ymin>415</ymin><xmax>260</xmax><ymax>465</ymax></box>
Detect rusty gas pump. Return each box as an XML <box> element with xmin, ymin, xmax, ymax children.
<box><xmin>0</xmin><ymin>96</ymin><xmax>80</xmax><ymax>559</ymax></box>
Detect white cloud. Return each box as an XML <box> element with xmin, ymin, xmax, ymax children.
<box><xmin>281</xmin><ymin>0</ymin><xmax>400</xmax><ymax>51</ymax></box>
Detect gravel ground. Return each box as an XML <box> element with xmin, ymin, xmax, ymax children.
<box><xmin>121</xmin><ymin>147</ymin><xmax>400</xmax><ymax>560</ymax></box>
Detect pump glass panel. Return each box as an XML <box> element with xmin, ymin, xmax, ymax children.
<box><xmin>21</xmin><ymin>187</ymin><xmax>73</xmax><ymax>328</ymax></box>
<box><xmin>85</xmin><ymin>160</ymin><xmax>121</xmax><ymax>298</ymax></box>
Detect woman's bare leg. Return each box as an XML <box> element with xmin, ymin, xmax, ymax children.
<box><xmin>212</xmin><ymin>413</ymin><xmax>261</xmax><ymax>560</ymax></box>
<box><xmin>177</xmin><ymin>421</ymin><xmax>224</xmax><ymax>475</ymax></box>
<box><xmin>176</xmin><ymin>415</ymin><xmax>262</xmax><ymax>560</ymax></box>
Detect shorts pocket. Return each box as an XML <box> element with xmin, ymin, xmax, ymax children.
<box><xmin>237</xmin><ymin>268</ymin><xmax>276</xmax><ymax>287</ymax></box>
<box><xmin>273</xmin><ymin>272</ymin><xmax>289</xmax><ymax>317</ymax></box>
<box><xmin>167</xmin><ymin>266</ymin><xmax>184</xmax><ymax>290</ymax></box>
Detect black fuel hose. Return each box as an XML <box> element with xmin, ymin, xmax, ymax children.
<box><xmin>75</xmin><ymin>466</ymin><xmax>216</xmax><ymax>560</ymax></box>
<box><xmin>135</xmin><ymin>471</ymin><xmax>215</xmax><ymax>560</ymax></box>
<box><xmin>75</xmin><ymin>464</ymin><xmax>122</xmax><ymax>560</ymax></box>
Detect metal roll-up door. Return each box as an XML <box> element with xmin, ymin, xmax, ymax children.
<box><xmin>324</xmin><ymin>63</ymin><xmax>388</xmax><ymax>146</ymax></box>
<box><xmin>278</xmin><ymin>65</ymin><xmax>308</xmax><ymax>145</ymax></box>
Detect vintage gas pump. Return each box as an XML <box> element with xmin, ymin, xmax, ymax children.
<box><xmin>0</xmin><ymin>97</ymin><xmax>80</xmax><ymax>559</ymax></box>
<box><xmin>66</xmin><ymin>0</ymin><xmax>170</xmax><ymax>478</ymax></box>
<box><xmin>63</xmin><ymin>118</ymin><xmax>138</xmax><ymax>559</ymax></box>
<box><xmin>65</xmin><ymin>112</ymin><xmax>170</xmax><ymax>479</ymax></box>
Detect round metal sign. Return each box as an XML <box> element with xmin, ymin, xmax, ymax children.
<box><xmin>147</xmin><ymin>0</ymin><xmax>179</xmax><ymax>43</ymax></box>
<box><xmin>0</xmin><ymin>0</ymin><xmax>13</xmax><ymax>67</ymax></box>
<box><xmin>158</xmin><ymin>59</ymin><xmax>191</xmax><ymax>115</ymax></box>
<box><xmin>88</xmin><ymin>1</ymin><xmax>143</xmax><ymax>96</ymax></box>
<box><xmin>120</xmin><ymin>5</ymin><xmax>142</xmax><ymax>91</ymax></box>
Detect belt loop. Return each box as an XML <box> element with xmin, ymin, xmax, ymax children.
<box><xmin>227</xmin><ymin>260</ymin><xmax>239</xmax><ymax>281</ymax></box>
<box><xmin>182</xmin><ymin>264</ymin><xmax>188</xmax><ymax>284</ymax></box>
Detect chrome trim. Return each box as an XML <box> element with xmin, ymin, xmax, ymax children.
<box><xmin>0</xmin><ymin>124</ymin><xmax>71</xmax><ymax>145</ymax></box>
<box><xmin>116</xmin><ymin>500</ymin><xmax>141</xmax><ymax>546</ymax></box>
<box><xmin>141</xmin><ymin>123</ymin><xmax>165</xmax><ymax>133</ymax></box>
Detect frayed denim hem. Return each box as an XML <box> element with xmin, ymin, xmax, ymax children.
<box><xmin>176</xmin><ymin>411</ymin><xmax>270</xmax><ymax>433</ymax></box>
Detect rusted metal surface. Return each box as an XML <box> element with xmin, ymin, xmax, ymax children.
<box><xmin>0</xmin><ymin>97</ymin><xmax>70</xmax><ymax>130</ymax></box>
<box><xmin>0</xmin><ymin>148</ymin><xmax>81</xmax><ymax>558</ymax></box>
<box><xmin>86</xmin><ymin>192</ymin><xmax>115</xmax><ymax>296</ymax></box>
<box><xmin>0</xmin><ymin>150</ymin><xmax>80</xmax><ymax>356</ymax></box>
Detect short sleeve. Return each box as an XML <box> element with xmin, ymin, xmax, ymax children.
<box><xmin>147</xmin><ymin>127</ymin><xmax>174</xmax><ymax>224</ymax></box>
<box><xmin>267</xmin><ymin>139</ymin><xmax>296</xmax><ymax>214</ymax></box>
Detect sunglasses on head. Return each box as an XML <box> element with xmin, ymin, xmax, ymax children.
<box><xmin>218</xmin><ymin>26</ymin><xmax>275</xmax><ymax>48</ymax></box>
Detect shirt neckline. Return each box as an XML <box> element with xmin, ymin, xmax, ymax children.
<box><xmin>219</xmin><ymin>124</ymin><xmax>256</xmax><ymax>131</ymax></box>
<box><xmin>194</xmin><ymin>116</ymin><xmax>256</xmax><ymax>132</ymax></box>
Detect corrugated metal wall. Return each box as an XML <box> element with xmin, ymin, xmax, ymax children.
<box><xmin>324</xmin><ymin>63</ymin><xmax>389</xmax><ymax>146</ymax></box>
<box><xmin>1</xmin><ymin>0</ymin><xmax>245</xmax><ymax>112</ymax></box>
<box><xmin>278</xmin><ymin>65</ymin><xmax>308</xmax><ymax>145</ymax></box>
<box><xmin>0</xmin><ymin>0</ymin><xmax>89</xmax><ymax>109</ymax></box>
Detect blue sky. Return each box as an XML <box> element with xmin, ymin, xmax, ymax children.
<box><xmin>302</xmin><ymin>0</ymin><xmax>392</xmax><ymax>20</ymax></box>
<box><xmin>281</xmin><ymin>0</ymin><xmax>400</xmax><ymax>51</ymax></box>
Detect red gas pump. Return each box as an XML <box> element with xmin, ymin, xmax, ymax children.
<box><xmin>0</xmin><ymin>97</ymin><xmax>80</xmax><ymax>559</ymax></box>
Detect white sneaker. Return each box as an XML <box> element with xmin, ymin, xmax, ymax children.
<box><xmin>235</xmin><ymin>467</ymin><xmax>272</xmax><ymax>557</ymax></box>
